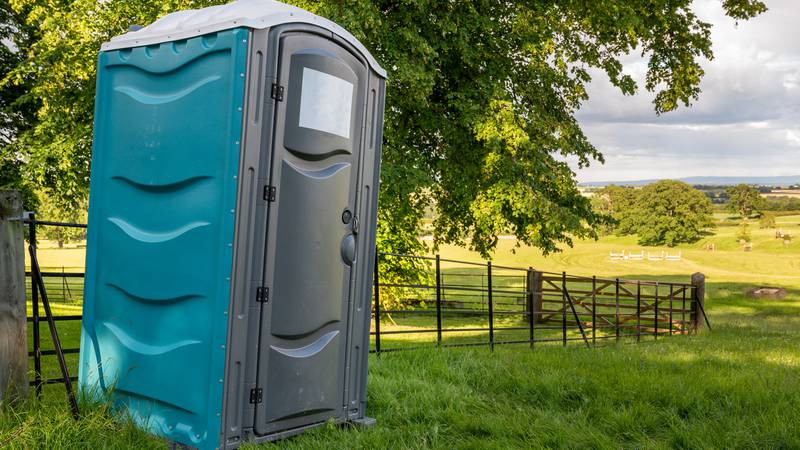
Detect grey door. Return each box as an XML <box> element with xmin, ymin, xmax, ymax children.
<box><xmin>253</xmin><ymin>31</ymin><xmax>367</xmax><ymax>435</ymax></box>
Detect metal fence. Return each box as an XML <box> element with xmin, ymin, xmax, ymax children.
<box><xmin>371</xmin><ymin>253</ymin><xmax>707</xmax><ymax>354</ymax></box>
<box><xmin>23</xmin><ymin>217</ymin><xmax>708</xmax><ymax>392</ymax></box>
<box><xmin>25</xmin><ymin>214</ymin><xmax>85</xmax><ymax>396</ymax></box>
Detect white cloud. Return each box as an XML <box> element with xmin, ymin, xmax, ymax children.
<box><xmin>573</xmin><ymin>0</ymin><xmax>800</xmax><ymax>182</ymax></box>
<box><xmin>787</xmin><ymin>130</ymin><xmax>800</xmax><ymax>147</ymax></box>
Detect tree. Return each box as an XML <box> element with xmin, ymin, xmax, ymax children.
<box><xmin>591</xmin><ymin>185</ymin><xmax>639</xmax><ymax>235</ymax></box>
<box><xmin>6</xmin><ymin>0</ymin><xmax>767</xmax><ymax>258</ymax></box>
<box><xmin>35</xmin><ymin>191</ymin><xmax>86</xmax><ymax>248</ymax></box>
<box><xmin>762</xmin><ymin>196</ymin><xmax>800</xmax><ymax>212</ymax></box>
<box><xmin>726</xmin><ymin>184</ymin><xmax>765</xmax><ymax>219</ymax></box>
<box><xmin>736</xmin><ymin>221</ymin><xmax>751</xmax><ymax>243</ymax></box>
<box><xmin>0</xmin><ymin>0</ymin><xmax>39</xmax><ymax>210</ymax></box>
<box><xmin>629</xmin><ymin>181</ymin><xmax>714</xmax><ymax>247</ymax></box>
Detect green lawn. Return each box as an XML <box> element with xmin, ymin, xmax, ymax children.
<box><xmin>3</xmin><ymin>223</ymin><xmax>799</xmax><ymax>448</ymax></box>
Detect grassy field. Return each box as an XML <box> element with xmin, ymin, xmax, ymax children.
<box><xmin>2</xmin><ymin>218</ymin><xmax>799</xmax><ymax>448</ymax></box>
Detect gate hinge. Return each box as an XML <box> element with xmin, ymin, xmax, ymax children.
<box><xmin>264</xmin><ymin>185</ymin><xmax>276</xmax><ymax>202</ymax></box>
<box><xmin>249</xmin><ymin>388</ymin><xmax>263</xmax><ymax>404</ymax></box>
<box><xmin>256</xmin><ymin>287</ymin><xmax>269</xmax><ymax>303</ymax></box>
<box><xmin>270</xmin><ymin>83</ymin><xmax>284</xmax><ymax>101</ymax></box>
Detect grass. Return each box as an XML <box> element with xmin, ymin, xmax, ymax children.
<box><xmin>4</xmin><ymin>222</ymin><xmax>800</xmax><ymax>448</ymax></box>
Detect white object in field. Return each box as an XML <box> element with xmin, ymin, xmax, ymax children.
<box><xmin>628</xmin><ymin>251</ymin><xmax>644</xmax><ymax>261</ymax></box>
<box><xmin>647</xmin><ymin>252</ymin><xmax>663</xmax><ymax>261</ymax></box>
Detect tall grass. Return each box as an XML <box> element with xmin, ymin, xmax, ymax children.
<box><xmin>7</xmin><ymin>282</ymin><xmax>800</xmax><ymax>449</ymax></box>
<box><xmin>7</xmin><ymin>222</ymin><xmax>800</xmax><ymax>448</ymax></box>
<box><xmin>0</xmin><ymin>399</ymin><xmax>162</xmax><ymax>449</ymax></box>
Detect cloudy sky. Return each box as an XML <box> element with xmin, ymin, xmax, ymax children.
<box><xmin>573</xmin><ymin>0</ymin><xmax>800</xmax><ymax>183</ymax></box>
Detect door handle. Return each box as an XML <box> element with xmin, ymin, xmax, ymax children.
<box><xmin>340</xmin><ymin>233</ymin><xmax>356</xmax><ymax>266</ymax></box>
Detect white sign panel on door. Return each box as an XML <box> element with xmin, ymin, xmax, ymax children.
<box><xmin>298</xmin><ymin>67</ymin><xmax>353</xmax><ymax>139</ymax></box>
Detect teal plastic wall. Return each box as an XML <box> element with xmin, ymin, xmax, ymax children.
<box><xmin>79</xmin><ymin>28</ymin><xmax>249</xmax><ymax>449</ymax></box>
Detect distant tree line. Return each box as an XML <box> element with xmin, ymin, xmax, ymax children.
<box><xmin>725</xmin><ymin>184</ymin><xmax>800</xmax><ymax>215</ymax></box>
<box><xmin>696</xmin><ymin>185</ymin><xmax>800</xmax><ymax>209</ymax></box>
<box><xmin>592</xmin><ymin>181</ymin><xmax>798</xmax><ymax>248</ymax></box>
<box><xmin>591</xmin><ymin>180</ymin><xmax>714</xmax><ymax>247</ymax></box>
<box><xmin>761</xmin><ymin>196</ymin><xmax>800</xmax><ymax>212</ymax></box>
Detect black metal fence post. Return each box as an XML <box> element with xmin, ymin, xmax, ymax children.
<box><xmin>29</xmin><ymin>243</ymin><xmax>79</xmax><ymax>419</ymax></box>
<box><xmin>527</xmin><ymin>268</ymin><xmax>534</xmax><ymax>348</ymax></box>
<box><xmin>669</xmin><ymin>284</ymin><xmax>674</xmax><ymax>336</ymax></box>
<box><xmin>435</xmin><ymin>254</ymin><xmax>442</xmax><ymax>347</ymax></box>
<box><xmin>592</xmin><ymin>275</ymin><xmax>597</xmax><ymax>345</ymax></box>
<box><xmin>636</xmin><ymin>281</ymin><xmax>641</xmax><ymax>343</ymax></box>
<box><xmin>28</xmin><ymin>213</ymin><xmax>42</xmax><ymax>397</ymax></box>
<box><xmin>373</xmin><ymin>252</ymin><xmax>381</xmax><ymax>355</ymax></box>
<box><xmin>615</xmin><ymin>278</ymin><xmax>620</xmax><ymax>342</ymax></box>
<box><xmin>487</xmin><ymin>261</ymin><xmax>494</xmax><ymax>352</ymax></box>
<box><xmin>561</xmin><ymin>272</ymin><xmax>567</xmax><ymax>347</ymax></box>
<box><xmin>682</xmin><ymin>287</ymin><xmax>686</xmax><ymax>334</ymax></box>
<box><xmin>654</xmin><ymin>282</ymin><xmax>659</xmax><ymax>340</ymax></box>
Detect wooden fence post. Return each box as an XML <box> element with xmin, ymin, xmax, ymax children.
<box><xmin>0</xmin><ymin>190</ymin><xmax>27</xmax><ymax>403</ymax></box>
<box><xmin>691</xmin><ymin>273</ymin><xmax>706</xmax><ymax>331</ymax></box>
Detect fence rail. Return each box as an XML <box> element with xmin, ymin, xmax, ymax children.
<box><xmin>22</xmin><ymin>217</ymin><xmax>708</xmax><ymax>394</ymax></box>
<box><xmin>371</xmin><ymin>253</ymin><xmax>706</xmax><ymax>354</ymax></box>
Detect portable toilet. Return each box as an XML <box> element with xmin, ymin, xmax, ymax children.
<box><xmin>78</xmin><ymin>1</ymin><xmax>386</xmax><ymax>448</ymax></box>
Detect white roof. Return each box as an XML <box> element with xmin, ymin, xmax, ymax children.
<box><xmin>102</xmin><ymin>0</ymin><xmax>386</xmax><ymax>77</ymax></box>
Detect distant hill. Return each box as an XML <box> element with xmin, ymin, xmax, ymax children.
<box><xmin>579</xmin><ymin>176</ymin><xmax>800</xmax><ymax>187</ymax></box>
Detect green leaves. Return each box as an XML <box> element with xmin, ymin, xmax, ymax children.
<box><xmin>3</xmin><ymin>0</ymin><xmax>765</xmax><ymax>257</ymax></box>
<box><xmin>597</xmin><ymin>181</ymin><xmax>715</xmax><ymax>247</ymax></box>
<box><xmin>722</xmin><ymin>0</ymin><xmax>769</xmax><ymax>20</ymax></box>
<box><xmin>726</xmin><ymin>184</ymin><xmax>766</xmax><ymax>219</ymax></box>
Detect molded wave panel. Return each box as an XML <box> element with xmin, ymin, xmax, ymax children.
<box><xmin>79</xmin><ymin>29</ymin><xmax>249</xmax><ymax>450</ymax></box>
<box><xmin>264</xmin><ymin>331</ymin><xmax>341</xmax><ymax>422</ymax></box>
<box><xmin>270</xmin><ymin>160</ymin><xmax>351</xmax><ymax>338</ymax></box>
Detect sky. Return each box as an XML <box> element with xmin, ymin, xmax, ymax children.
<box><xmin>572</xmin><ymin>0</ymin><xmax>800</xmax><ymax>183</ymax></box>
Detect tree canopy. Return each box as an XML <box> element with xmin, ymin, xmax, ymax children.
<box><xmin>726</xmin><ymin>184</ymin><xmax>765</xmax><ymax>218</ymax></box>
<box><xmin>0</xmin><ymin>0</ymin><xmax>39</xmax><ymax>208</ymax></box>
<box><xmin>590</xmin><ymin>185</ymin><xmax>638</xmax><ymax>236</ymax></box>
<box><xmin>593</xmin><ymin>181</ymin><xmax>714</xmax><ymax>247</ymax></box>
<box><xmin>633</xmin><ymin>181</ymin><xmax>714</xmax><ymax>246</ymax></box>
<box><xmin>2</xmin><ymin>0</ymin><xmax>767</xmax><ymax>257</ymax></box>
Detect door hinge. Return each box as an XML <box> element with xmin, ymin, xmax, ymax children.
<box><xmin>270</xmin><ymin>83</ymin><xmax>284</xmax><ymax>101</ymax></box>
<box><xmin>256</xmin><ymin>287</ymin><xmax>269</xmax><ymax>303</ymax></box>
<box><xmin>264</xmin><ymin>185</ymin><xmax>276</xmax><ymax>202</ymax></box>
<box><xmin>249</xmin><ymin>388</ymin><xmax>263</xmax><ymax>404</ymax></box>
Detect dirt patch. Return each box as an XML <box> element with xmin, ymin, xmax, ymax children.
<box><xmin>746</xmin><ymin>287</ymin><xmax>788</xmax><ymax>299</ymax></box>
